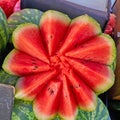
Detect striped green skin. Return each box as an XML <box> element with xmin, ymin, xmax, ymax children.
<box><xmin>11</xmin><ymin>98</ymin><xmax>110</xmax><ymax>120</ymax></box>
<box><xmin>0</xmin><ymin>8</ymin><xmax>9</xmax><ymax>53</ymax></box>
<box><xmin>8</xmin><ymin>9</ymin><xmax>43</xmax><ymax>43</ymax></box>
<box><xmin>0</xmin><ymin>69</ymin><xmax>18</xmax><ymax>86</ymax></box>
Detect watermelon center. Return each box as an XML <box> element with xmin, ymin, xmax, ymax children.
<box><xmin>50</xmin><ymin>55</ymin><xmax>71</xmax><ymax>74</ymax></box>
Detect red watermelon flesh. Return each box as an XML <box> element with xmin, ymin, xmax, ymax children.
<box><xmin>2</xmin><ymin>10</ymin><xmax>116</xmax><ymax>120</ymax></box>
<box><xmin>58</xmin><ymin>74</ymin><xmax>77</xmax><ymax>120</ymax></box>
<box><xmin>65</xmin><ymin>34</ymin><xmax>116</xmax><ymax>65</ymax></box>
<box><xmin>33</xmin><ymin>80</ymin><xmax>61</xmax><ymax>120</ymax></box>
<box><xmin>64</xmin><ymin>57</ymin><xmax>114</xmax><ymax>94</ymax></box>
<box><xmin>59</xmin><ymin>14</ymin><xmax>102</xmax><ymax>54</ymax></box>
<box><xmin>2</xmin><ymin>49</ymin><xmax>50</xmax><ymax>76</ymax></box>
<box><xmin>66</xmin><ymin>70</ymin><xmax>97</xmax><ymax>111</ymax></box>
<box><xmin>12</xmin><ymin>23</ymin><xmax>49</xmax><ymax>63</ymax></box>
<box><xmin>39</xmin><ymin>10</ymin><xmax>71</xmax><ymax>56</ymax></box>
<box><xmin>15</xmin><ymin>70</ymin><xmax>57</xmax><ymax>101</ymax></box>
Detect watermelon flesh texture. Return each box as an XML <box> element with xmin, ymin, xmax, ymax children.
<box><xmin>58</xmin><ymin>74</ymin><xmax>77</xmax><ymax>120</ymax></box>
<box><xmin>59</xmin><ymin>14</ymin><xmax>102</xmax><ymax>54</ymax></box>
<box><xmin>15</xmin><ymin>70</ymin><xmax>57</xmax><ymax>101</ymax></box>
<box><xmin>2</xmin><ymin>10</ymin><xmax>116</xmax><ymax>120</ymax></box>
<box><xmin>65</xmin><ymin>33</ymin><xmax>116</xmax><ymax>65</ymax></box>
<box><xmin>63</xmin><ymin>57</ymin><xmax>115</xmax><ymax>94</ymax></box>
<box><xmin>66</xmin><ymin>70</ymin><xmax>97</xmax><ymax>111</ymax></box>
<box><xmin>33</xmin><ymin>80</ymin><xmax>61</xmax><ymax>120</ymax></box>
<box><xmin>39</xmin><ymin>10</ymin><xmax>71</xmax><ymax>56</ymax></box>
<box><xmin>2</xmin><ymin>49</ymin><xmax>50</xmax><ymax>76</ymax></box>
<box><xmin>12</xmin><ymin>23</ymin><xmax>49</xmax><ymax>63</ymax></box>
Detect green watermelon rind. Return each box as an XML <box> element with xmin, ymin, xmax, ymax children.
<box><xmin>8</xmin><ymin>9</ymin><xmax>43</xmax><ymax>43</ymax></box>
<box><xmin>71</xmin><ymin>14</ymin><xmax>102</xmax><ymax>35</ymax></box>
<box><xmin>0</xmin><ymin>8</ymin><xmax>9</xmax><ymax>52</ymax></box>
<box><xmin>11</xmin><ymin>98</ymin><xmax>110</xmax><ymax>120</ymax></box>
<box><xmin>0</xmin><ymin>69</ymin><xmax>18</xmax><ymax>86</ymax></box>
<box><xmin>102</xmin><ymin>33</ymin><xmax>116</xmax><ymax>66</ymax></box>
<box><xmin>39</xmin><ymin>10</ymin><xmax>71</xmax><ymax>26</ymax></box>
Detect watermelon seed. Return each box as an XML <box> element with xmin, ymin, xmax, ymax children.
<box><xmin>48</xmin><ymin>87</ymin><xmax>54</xmax><ymax>95</ymax></box>
<box><xmin>65</xmin><ymin>95</ymin><xmax>68</xmax><ymax>98</ymax></box>
<box><xmin>49</xmin><ymin>34</ymin><xmax>54</xmax><ymax>39</ymax></box>
<box><xmin>74</xmin><ymin>84</ymin><xmax>80</xmax><ymax>88</ymax></box>
<box><xmin>32</xmin><ymin>66</ymin><xmax>38</xmax><ymax>70</ymax></box>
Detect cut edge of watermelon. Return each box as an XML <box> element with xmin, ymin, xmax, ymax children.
<box><xmin>96</xmin><ymin>70</ymin><xmax>115</xmax><ymax>95</ymax></box>
<box><xmin>71</xmin><ymin>14</ymin><xmax>102</xmax><ymax>34</ymax></box>
<box><xmin>12</xmin><ymin>23</ymin><xmax>49</xmax><ymax>63</ymax></box>
<box><xmin>12</xmin><ymin>23</ymin><xmax>36</xmax><ymax>47</ymax></box>
<box><xmin>33</xmin><ymin>79</ymin><xmax>62</xmax><ymax>120</ymax></box>
<box><xmin>39</xmin><ymin>10</ymin><xmax>71</xmax><ymax>26</ymax></box>
<box><xmin>99</xmin><ymin>33</ymin><xmax>116</xmax><ymax>66</ymax></box>
<box><xmin>33</xmin><ymin>106</ymin><xmax>57</xmax><ymax>120</ymax></box>
<box><xmin>2</xmin><ymin>49</ymin><xmax>18</xmax><ymax>75</ymax></box>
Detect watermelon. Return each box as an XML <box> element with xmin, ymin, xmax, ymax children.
<box><xmin>2</xmin><ymin>10</ymin><xmax>116</xmax><ymax>120</ymax></box>
<box><xmin>0</xmin><ymin>8</ymin><xmax>9</xmax><ymax>53</ymax></box>
<box><xmin>11</xmin><ymin>98</ymin><xmax>111</xmax><ymax>120</ymax></box>
<box><xmin>8</xmin><ymin>8</ymin><xmax>43</xmax><ymax>42</ymax></box>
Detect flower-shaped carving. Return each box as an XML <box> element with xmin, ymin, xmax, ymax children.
<box><xmin>2</xmin><ymin>10</ymin><xmax>116</xmax><ymax>120</ymax></box>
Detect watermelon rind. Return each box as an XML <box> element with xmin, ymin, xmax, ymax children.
<box><xmin>72</xmin><ymin>14</ymin><xmax>102</xmax><ymax>34</ymax></box>
<box><xmin>8</xmin><ymin>8</ymin><xmax>43</xmax><ymax>43</ymax></box>
<box><xmin>0</xmin><ymin>69</ymin><xmax>18</xmax><ymax>86</ymax></box>
<box><xmin>101</xmin><ymin>33</ymin><xmax>116</xmax><ymax>66</ymax></box>
<box><xmin>0</xmin><ymin>8</ymin><xmax>9</xmax><ymax>52</ymax></box>
<box><xmin>11</xmin><ymin>98</ymin><xmax>110</xmax><ymax>120</ymax></box>
<box><xmin>39</xmin><ymin>10</ymin><xmax>71</xmax><ymax>26</ymax></box>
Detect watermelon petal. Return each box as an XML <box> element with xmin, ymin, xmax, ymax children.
<box><xmin>64</xmin><ymin>57</ymin><xmax>115</xmax><ymax>94</ymax></box>
<box><xmin>59</xmin><ymin>14</ymin><xmax>101</xmax><ymax>54</ymax></box>
<box><xmin>12</xmin><ymin>23</ymin><xmax>49</xmax><ymax>63</ymax></box>
<box><xmin>65</xmin><ymin>34</ymin><xmax>116</xmax><ymax>65</ymax></box>
<box><xmin>66</xmin><ymin>70</ymin><xmax>97</xmax><ymax>111</ymax></box>
<box><xmin>58</xmin><ymin>74</ymin><xmax>78</xmax><ymax>120</ymax></box>
<box><xmin>15</xmin><ymin>70</ymin><xmax>57</xmax><ymax>100</ymax></box>
<box><xmin>33</xmin><ymin>80</ymin><xmax>61</xmax><ymax>120</ymax></box>
<box><xmin>39</xmin><ymin>10</ymin><xmax>71</xmax><ymax>56</ymax></box>
<box><xmin>2</xmin><ymin>49</ymin><xmax>50</xmax><ymax>76</ymax></box>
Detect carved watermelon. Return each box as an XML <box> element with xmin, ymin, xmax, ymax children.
<box><xmin>2</xmin><ymin>10</ymin><xmax>116</xmax><ymax>120</ymax></box>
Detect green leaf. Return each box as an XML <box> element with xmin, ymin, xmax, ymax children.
<box><xmin>8</xmin><ymin>8</ymin><xmax>43</xmax><ymax>43</ymax></box>
<box><xmin>12</xmin><ymin>98</ymin><xmax>110</xmax><ymax>120</ymax></box>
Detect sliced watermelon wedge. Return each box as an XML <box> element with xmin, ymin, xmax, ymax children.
<box><xmin>2</xmin><ymin>10</ymin><xmax>116</xmax><ymax>120</ymax></box>
<box><xmin>58</xmin><ymin>74</ymin><xmax>77</xmax><ymax>120</ymax></box>
<box><xmin>2</xmin><ymin>49</ymin><xmax>50</xmax><ymax>76</ymax></box>
<box><xmin>15</xmin><ymin>70</ymin><xmax>57</xmax><ymax>101</ymax></box>
<box><xmin>12</xmin><ymin>23</ymin><xmax>49</xmax><ymax>63</ymax></box>
<box><xmin>63</xmin><ymin>57</ymin><xmax>114</xmax><ymax>94</ymax></box>
<box><xmin>66</xmin><ymin>70</ymin><xmax>97</xmax><ymax>111</ymax></box>
<box><xmin>33</xmin><ymin>80</ymin><xmax>61</xmax><ymax>120</ymax></box>
<box><xmin>59</xmin><ymin>14</ymin><xmax>102</xmax><ymax>54</ymax></box>
<box><xmin>39</xmin><ymin>10</ymin><xmax>71</xmax><ymax>56</ymax></box>
<box><xmin>65</xmin><ymin>33</ymin><xmax>116</xmax><ymax>65</ymax></box>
